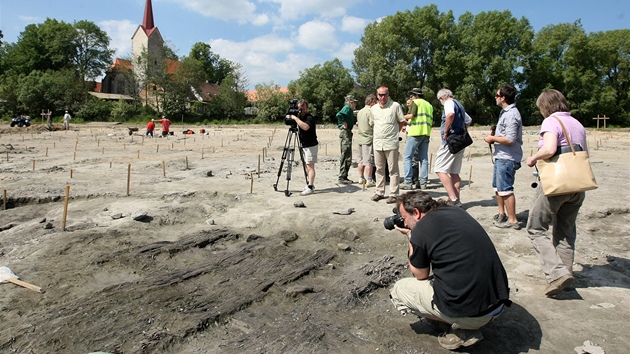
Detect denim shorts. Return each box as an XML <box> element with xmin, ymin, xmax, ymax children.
<box><xmin>492</xmin><ymin>159</ymin><xmax>521</xmax><ymax>195</ymax></box>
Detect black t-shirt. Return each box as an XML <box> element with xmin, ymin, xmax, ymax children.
<box><xmin>409</xmin><ymin>206</ymin><xmax>510</xmax><ymax>318</ymax></box>
<box><xmin>299</xmin><ymin>113</ymin><xmax>318</xmax><ymax>148</ymax></box>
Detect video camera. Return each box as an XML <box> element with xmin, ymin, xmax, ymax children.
<box><xmin>383</xmin><ymin>207</ymin><xmax>406</xmax><ymax>230</ymax></box>
<box><xmin>285</xmin><ymin>99</ymin><xmax>301</xmax><ymax>126</ymax></box>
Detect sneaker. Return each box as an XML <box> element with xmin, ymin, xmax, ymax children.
<box><xmin>338</xmin><ymin>178</ymin><xmax>354</xmax><ymax>185</ymax></box>
<box><xmin>300</xmin><ymin>186</ymin><xmax>313</xmax><ymax>196</ymax></box>
<box><xmin>438</xmin><ymin>328</ymin><xmax>484</xmax><ymax>350</ymax></box>
<box><xmin>494</xmin><ymin>220</ymin><xmax>521</xmax><ymax>230</ymax></box>
<box><xmin>544</xmin><ymin>274</ymin><xmax>575</xmax><ymax>297</ymax></box>
<box><xmin>359</xmin><ymin>177</ymin><xmax>367</xmax><ymax>185</ymax></box>
<box><xmin>365</xmin><ymin>180</ymin><xmax>376</xmax><ymax>188</ymax></box>
<box><xmin>446</xmin><ymin>199</ymin><xmax>462</xmax><ymax>207</ymax></box>
<box><xmin>417</xmin><ymin>183</ymin><xmax>427</xmax><ymax>190</ymax></box>
<box><xmin>386</xmin><ymin>196</ymin><xmax>397</xmax><ymax>204</ymax></box>
<box><xmin>371</xmin><ymin>194</ymin><xmax>385</xmax><ymax>202</ymax></box>
<box><xmin>400</xmin><ymin>183</ymin><xmax>414</xmax><ymax>190</ymax></box>
<box><xmin>493</xmin><ymin>213</ymin><xmax>508</xmax><ymax>224</ymax></box>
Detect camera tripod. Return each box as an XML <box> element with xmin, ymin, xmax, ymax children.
<box><xmin>273</xmin><ymin>126</ymin><xmax>308</xmax><ymax>196</ymax></box>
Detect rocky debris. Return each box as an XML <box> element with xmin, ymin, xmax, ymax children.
<box><xmin>293</xmin><ymin>201</ymin><xmax>306</xmax><ymax>208</ymax></box>
<box><xmin>574</xmin><ymin>340</ymin><xmax>605</xmax><ymax>354</ymax></box>
<box><xmin>111</xmin><ymin>213</ymin><xmax>124</xmax><ymax>220</ymax></box>
<box><xmin>131</xmin><ymin>210</ymin><xmax>149</xmax><ymax>221</ymax></box>
<box><xmin>337</xmin><ymin>243</ymin><xmax>351</xmax><ymax>251</ymax></box>
<box><xmin>285</xmin><ymin>285</ymin><xmax>315</xmax><ymax>297</ymax></box>
<box><xmin>44</xmin><ymin>223</ymin><xmax>53</xmax><ymax>229</ymax></box>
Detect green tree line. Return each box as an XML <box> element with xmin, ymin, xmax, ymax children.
<box><xmin>1</xmin><ymin>6</ymin><xmax>628</xmax><ymax>127</ymax></box>
<box><xmin>350</xmin><ymin>5</ymin><xmax>629</xmax><ymax>127</ymax></box>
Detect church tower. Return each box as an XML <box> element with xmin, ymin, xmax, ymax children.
<box><xmin>131</xmin><ymin>0</ymin><xmax>164</xmax><ymax>87</ymax></box>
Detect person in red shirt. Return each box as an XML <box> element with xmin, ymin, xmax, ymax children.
<box><xmin>146</xmin><ymin>120</ymin><xmax>155</xmax><ymax>137</ymax></box>
<box><xmin>153</xmin><ymin>116</ymin><xmax>172</xmax><ymax>137</ymax></box>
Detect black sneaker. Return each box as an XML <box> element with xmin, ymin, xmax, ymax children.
<box><xmin>338</xmin><ymin>178</ymin><xmax>354</xmax><ymax>184</ymax></box>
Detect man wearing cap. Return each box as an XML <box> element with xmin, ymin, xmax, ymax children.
<box><xmin>402</xmin><ymin>88</ymin><xmax>434</xmax><ymax>190</ymax></box>
<box><xmin>336</xmin><ymin>95</ymin><xmax>358</xmax><ymax>184</ymax></box>
<box><xmin>63</xmin><ymin>110</ymin><xmax>72</xmax><ymax>130</ymax></box>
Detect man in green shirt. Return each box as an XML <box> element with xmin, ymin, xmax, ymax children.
<box><xmin>336</xmin><ymin>95</ymin><xmax>358</xmax><ymax>184</ymax></box>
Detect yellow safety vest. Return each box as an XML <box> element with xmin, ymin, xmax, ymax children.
<box><xmin>407</xmin><ymin>98</ymin><xmax>433</xmax><ymax>136</ymax></box>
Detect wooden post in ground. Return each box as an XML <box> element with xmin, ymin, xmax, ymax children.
<box><xmin>127</xmin><ymin>164</ymin><xmax>131</xmax><ymax>196</ymax></box>
<box><xmin>62</xmin><ymin>186</ymin><xmax>70</xmax><ymax>231</ymax></box>
<box><xmin>592</xmin><ymin>114</ymin><xmax>610</xmax><ymax>129</ymax></box>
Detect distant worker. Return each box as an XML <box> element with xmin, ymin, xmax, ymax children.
<box><xmin>153</xmin><ymin>116</ymin><xmax>172</xmax><ymax>137</ymax></box>
<box><xmin>63</xmin><ymin>110</ymin><xmax>72</xmax><ymax>130</ymax></box>
<box><xmin>146</xmin><ymin>119</ymin><xmax>155</xmax><ymax>137</ymax></box>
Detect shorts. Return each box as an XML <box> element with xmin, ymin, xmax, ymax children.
<box><xmin>434</xmin><ymin>143</ymin><xmax>464</xmax><ymax>174</ymax></box>
<box><xmin>161</xmin><ymin>131</ymin><xmax>169</xmax><ymax>137</ymax></box>
<box><xmin>302</xmin><ymin>145</ymin><xmax>318</xmax><ymax>164</ymax></box>
<box><xmin>358</xmin><ymin>144</ymin><xmax>374</xmax><ymax>166</ymax></box>
<box><xmin>492</xmin><ymin>159</ymin><xmax>521</xmax><ymax>196</ymax></box>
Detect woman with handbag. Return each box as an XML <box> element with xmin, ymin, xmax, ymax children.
<box><xmin>525</xmin><ymin>89</ymin><xmax>589</xmax><ymax>297</ymax></box>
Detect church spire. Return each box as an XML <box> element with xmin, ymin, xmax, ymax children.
<box><xmin>142</xmin><ymin>0</ymin><xmax>155</xmax><ymax>30</ymax></box>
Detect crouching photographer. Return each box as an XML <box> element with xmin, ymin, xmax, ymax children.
<box><xmin>388</xmin><ymin>191</ymin><xmax>511</xmax><ymax>350</ymax></box>
<box><xmin>286</xmin><ymin>99</ymin><xmax>319</xmax><ymax>196</ymax></box>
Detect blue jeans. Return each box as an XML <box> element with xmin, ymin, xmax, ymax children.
<box><xmin>492</xmin><ymin>159</ymin><xmax>521</xmax><ymax>192</ymax></box>
<box><xmin>404</xmin><ymin>135</ymin><xmax>430</xmax><ymax>184</ymax></box>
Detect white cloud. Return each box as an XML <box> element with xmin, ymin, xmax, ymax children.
<box><xmin>100</xmin><ymin>19</ymin><xmax>137</xmax><ymax>58</ymax></box>
<box><xmin>269</xmin><ymin>0</ymin><xmax>362</xmax><ymax>20</ymax></box>
<box><xmin>170</xmin><ymin>0</ymin><xmax>269</xmax><ymax>25</ymax></box>
<box><xmin>335</xmin><ymin>42</ymin><xmax>358</xmax><ymax>61</ymax></box>
<box><xmin>209</xmin><ymin>36</ymin><xmax>319</xmax><ymax>88</ymax></box>
<box><xmin>340</xmin><ymin>15</ymin><xmax>368</xmax><ymax>33</ymax></box>
<box><xmin>296</xmin><ymin>20</ymin><xmax>339</xmax><ymax>51</ymax></box>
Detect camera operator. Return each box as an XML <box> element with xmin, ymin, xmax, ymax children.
<box><xmin>286</xmin><ymin>99</ymin><xmax>318</xmax><ymax>196</ymax></box>
<box><xmin>389</xmin><ymin>191</ymin><xmax>511</xmax><ymax>350</ymax></box>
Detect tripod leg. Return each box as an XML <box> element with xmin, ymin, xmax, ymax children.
<box><xmin>273</xmin><ymin>129</ymin><xmax>294</xmax><ymax>191</ymax></box>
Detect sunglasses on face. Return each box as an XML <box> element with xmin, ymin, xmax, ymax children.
<box><xmin>377</xmin><ymin>93</ymin><xmax>388</xmax><ymax>97</ymax></box>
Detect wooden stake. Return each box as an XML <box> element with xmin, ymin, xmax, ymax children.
<box><xmin>74</xmin><ymin>151</ymin><xmax>76</xmax><ymax>161</ymax></box>
<box><xmin>257</xmin><ymin>155</ymin><xmax>261</xmax><ymax>177</ymax></box>
<box><xmin>429</xmin><ymin>153</ymin><xmax>433</xmax><ymax>173</ymax></box>
<box><xmin>137</xmin><ymin>150</ymin><xmax>140</xmax><ymax>159</ymax></box>
<box><xmin>157</xmin><ymin>144</ymin><xmax>159</xmax><ymax>153</ymax></box>
<box><xmin>127</xmin><ymin>164</ymin><xmax>131</xmax><ymax>196</ymax></box>
<box><xmin>32</xmin><ymin>160</ymin><xmax>35</xmax><ymax>171</ymax></box>
<box><xmin>3</xmin><ymin>189</ymin><xmax>6</xmax><ymax>210</ymax></box>
<box><xmin>162</xmin><ymin>161</ymin><xmax>166</xmax><ymax>177</ymax></box>
<box><xmin>250</xmin><ymin>172</ymin><xmax>254</xmax><ymax>193</ymax></box>
<box><xmin>110</xmin><ymin>161</ymin><xmax>112</xmax><ymax>168</ymax></box>
<box><xmin>102</xmin><ymin>147</ymin><xmax>105</xmax><ymax>155</ymax></box>
<box><xmin>201</xmin><ymin>147</ymin><xmax>204</xmax><ymax>159</ymax></box>
<box><xmin>45</xmin><ymin>147</ymin><xmax>48</xmax><ymax>156</ymax></box>
<box><xmin>185</xmin><ymin>156</ymin><xmax>189</xmax><ymax>170</ymax></box>
<box><xmin>70</xmin><ymin>169</ymin><xmax>73</xmax><ymax>178</ymax></box>
<box><xmin>468</xmin><ymin>165</ymin><xmax>473</xmax><ymax>187</ymax></box>
<box><xmin>62</xmin><ymin>185</ymin><xmax>70</xmax><ymax>231</ymax></box>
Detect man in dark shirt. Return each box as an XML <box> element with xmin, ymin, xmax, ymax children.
<box><xmin>287</xmin><ymin>99</ymin><xmax>318</xmax><ymax>196</ymax></box>
<box><xmin>389</xmin><ymin>191</ymin><xmax>510</xmax><ymax>350</ymax></box>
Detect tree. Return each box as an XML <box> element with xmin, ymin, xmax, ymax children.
<box><xmin>288</xmin><ymin>58</ymin><xmax>354</xmax><ymax>121</ymax></box>
<box><xmin>212</xmin><ymin>73</ymin><xmax>247</xmax><ymax>119</ymax></box>
<box><xmin>253</xmin><ymin>82</ymin><xmax>290</xmax><ymax>123</ymax></box>
<box><xmin>453</xmin><ymin>10</ymin><xmax>534</xmax><ymax>124</ymax></box>
<box><xmin>71</xmin><ymin>20</ymin><xmax>115</xmax><ymax>85</ymax></box>
<box><xmin>188</xmin><ymin>42</ymin><xmax>234</xmax><ymax>84</ymax></box>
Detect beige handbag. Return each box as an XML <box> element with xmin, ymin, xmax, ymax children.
<box><xmin>536</xmin><ymin>116</ymin><xmax>598</xmax><ymax>196</ymax></box>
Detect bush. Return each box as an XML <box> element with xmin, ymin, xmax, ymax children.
<box><xmin>75</xmin><ymin>98</ymin><xmax>113</xmax><ymax>121</ymax></box>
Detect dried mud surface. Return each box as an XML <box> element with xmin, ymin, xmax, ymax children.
<box><xmin>0</xmin><ymin>122</ymin><xmax>629</xmax><ymax>353</ymax></box>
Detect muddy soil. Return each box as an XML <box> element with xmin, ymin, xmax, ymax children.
<box><xmin>0</xmin><ymin>123</ymin><xmax>628</xmax><ymax>353</ymax></box>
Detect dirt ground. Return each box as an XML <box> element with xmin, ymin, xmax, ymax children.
<box><xmin>0</xmin><ymin>121</ymin><xmax>628</xmax><ymax>354</ymax></box>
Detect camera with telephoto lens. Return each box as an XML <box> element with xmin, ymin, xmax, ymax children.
<box><xmin>285</xmin><ymin>99</ymin><xmax>301</xmax><ymax>126</ymax></box>
<box><xmin>383</xmin><ymin>207</ymin><xmax>406</xmax><ymax>230</ymax></box>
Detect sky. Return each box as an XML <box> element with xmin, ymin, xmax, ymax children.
<box><xmin>0</xmin><ymin>0</ymin><xmax>628</xmax><ymax>90</ymax></box>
